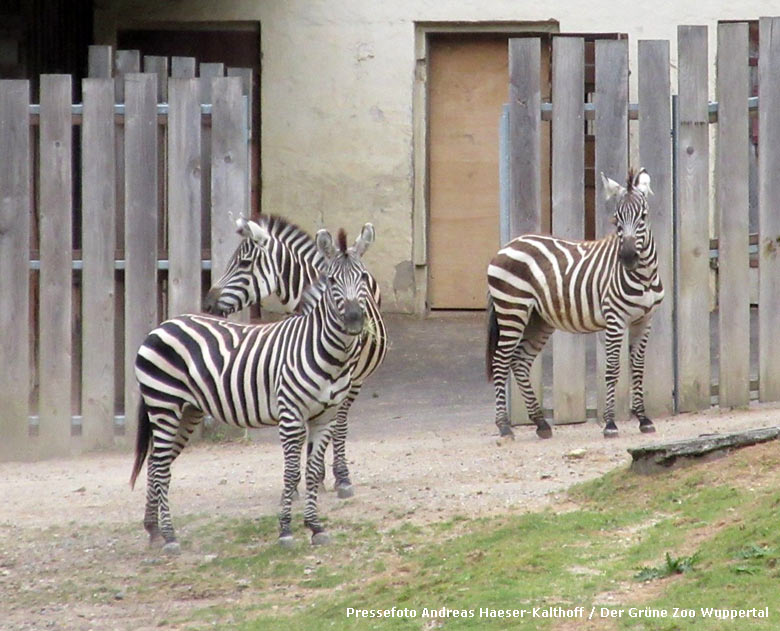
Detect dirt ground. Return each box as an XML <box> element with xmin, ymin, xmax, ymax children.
<box><xmin>2</xmin><ymin>313</ymin><xmax>779</xmax><ymax>629</ymax></box>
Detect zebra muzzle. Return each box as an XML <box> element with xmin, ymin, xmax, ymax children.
<box><xmin>343</xmin><ymin>301</ymin><xmax>365</xmax><ymax>334</ymax></box>
<box><xmin>619</xmin><ymin>239</ymin><xmax>640</xmax><ymax>271</ymax></box>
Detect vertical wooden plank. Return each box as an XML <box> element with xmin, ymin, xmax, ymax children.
<box><xmin>211</xmin><ymin>76</ymin><xmax>247</xmax><ymax>305</ymax></box>
<box><xmin>717</xmin><ymin>24</ymin><xmax>750</xmax><ymax>408</ymax></box>
<box><xmin>168</xmin><ymin>78</ymin><xmax>202</xmax><ymax>317</ymax></box>
<box><xmin>595</xmin><ymin>39</ymin><xmax>630</xmax><ymax>422</ymax></box>
<box><xmin>81</xmin><ymin>78</ymin><xmax>116</xmax><ymax>451</ymax></box>
<box><xmin>0</xmin><ymin>80</ymin><xmax>31</xmax><ymax>461</ymax></box>
<box><xmin>677</xmin><ymin>25</ymin><xmax>711</xmax><ymax>411</ymax></box>
<box><xmin>507</xmin><ymin>37</ymin><xmax>542</xmax><ymax>424</ymax></box>
<box><xmin>88</xmin><ymin>45</ymin><xmax>112</xmax><ymax>78</ymax></box>
<box><xmin>124</xmin><ymin>73</ymin><xmax>158</xmax><ymax>444</ymax></box>
<box><xmin>114</xmin><ymin>50</ymin><xmax>141</xmax><ymax>103</ymax></box>
<box><xmin>172</xmin><ymin>56</ymin><xmax>196</xmax><ymax>79</ymax></box>
<box><xmin>38</xmin><ymin>75</ymin><xmax>73</xmax><ymax>458</ymax></box>
<box><xmin>143</xmin><ymin>55</ymin><xmax>169</xmax><ymax>103</ymax></box>
<box><xmin>199</xmin><ymin>63</ymin><xmax>224</xmax><ymax>253</ymax></box>
<box><xmin>639</xmin><ymin>40</ymin><xmax>674</xmax><ymax>417</ymax></box>
<box><xmin>758</xmin><ymin>17</ymin><xmax>780</xmax><ymax>402</ymax></box>
<box><xmin>227</xmin><ymin>67</ymin><xmax>255</xmax><ymax>216</ymax></box>
<box><xmin>551</xmin><ymin>37</ymin><xmax>586</xmax><ymax>424</ymax></box>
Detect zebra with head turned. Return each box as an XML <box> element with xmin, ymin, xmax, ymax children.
<box><xmin>130</xmin><ymin>224</ymin><xmax>377</xmax><ymax>551</ymax></box>
<box><xmin>203</xmin><ymin>214</ymin><xmax>387</xmax><ymax>498</ymax></box>
<box><xmin>486</xmin><ymin>168</ymin><xmax>664</xmax><ymax>439</ymax></box>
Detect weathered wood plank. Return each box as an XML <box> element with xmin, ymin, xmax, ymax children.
<box><xmin>0</xmin><ymin>80</ymin><xmax>31</xmax><ymax>461</ymax></box>
<box><xmin>211</xmin><ymin>77</ymin><xmax>247</xmax><ymax>298</ymax></box>
<box><xmin>172</xmin><ymin>56</ymin><xmax>196</xmax><ymax>79</ymax></box>
<box><xmin>595</xmin><ymin>39</ymin><xmax>630</xmax><ymax>423</ymax></box>
<box><xmin>167</xmin><ymin>78</ymin><xmax>202</xmax><ymax>317</ymax></box>
<box><xmin>551</xmin><ymin>37</ymin><xmax>586</xmax><ymax>424</ymax></box>
<box><xmin>717</xmin><ymin>23</ymin><xmax>750</xmax><ymax>408</ymax></box>
<box><xmin>143</xmin><ymin>55</ymin><xmax>169</xmax><ymax>103</ymax></box>
<box><xmin>758</xmin><ymin>17</ymin><xmax>780</xmax><ymax>402</ymax></box>
<box><xmin>199</xmin><ymin>63</ymin><xmax>224</xmax><ymax>253</ymax></box>
<box><xmin>677</xmin><ymin>25</ymin><xmax>711</xmax><ymax>412</ymax></box>
<box><xmin>638</xmin><ymin>40</ymin><xmax>674</xmax><ymax>417</ymax></box>
<box><xmin>507</xmin><ymin>37</ymin><xmax>542</xmax><ymax>425</ymax></box>
<box><xmin>628</xmin><ymin>427</ymin><xmax>780</xmax><ymax>473</ymax></box>
<box><xmin>38</xmin><ymin>74</ymin><xmax>73</xmax><ymax>458</ymax></box>
<box><xmin>81</xmin><ymin>78</ymin><xmax>117</xmax><ymax>451</ymax></box>
<box><xmin>88</xmin><ymin>45</ymin><xmax>112</xmax><ymax>78</ymax></box>
<box><xmin>123</xmin><ymin>73</ymin><xmax>158</xmax><ymax>444</ymax></box>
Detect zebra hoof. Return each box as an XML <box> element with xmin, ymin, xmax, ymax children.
<box><xmin>311</xmin><ymin>532</ymin><xmax>330</xmax><ymax>546</ymax></box>
<box><xmin>498</xmin><ymin>425</ymin><xmax>515</xmax><ymax>440</ymax></box>
<box><xmin>603</xmin><ymin>427</ymin><xmax>619</xmax><ymax>439</ymax></box>
<box><xmin>536</xmin><ymin>427</ymin><xmax>553</xmax><ymax>439</ymax></box>
<box><xmin>336</xmin><ymin>484</ymin><xmax>354</xmax><ymax>499</ymax></box>
<box><xmin>162</xmin><ymin>541</ymin><xmax>181</xmax><ymax>556</ymax></box>
<box><xmin>639</xmin><ymin>423</ymin><xmax>656</xmax><ymax>434</ymax></box>
<box><xmin>278</xmin><ymin>535</ymin><xmax>295</xmax><ymax>548</ymax></box>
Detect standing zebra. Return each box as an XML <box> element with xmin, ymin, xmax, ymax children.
<box><xmin>130</xmin><ymin>224</ymin><xmax>377</xmax><ymax>551</ymax></box>
<box><xmin>486</xmin><ymin>169</ymin><xmax>664</xmax><ymax>439</ymax></box>
<box><xmin>203</xmin><ymin>214</ymin><xmax>387</xmax><ymax>498</ymax></box>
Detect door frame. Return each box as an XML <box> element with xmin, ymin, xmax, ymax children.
<box><xmin>412</xmin><ymin>21</ymin><xmax>560</xmax><ymax>314</ymax></box>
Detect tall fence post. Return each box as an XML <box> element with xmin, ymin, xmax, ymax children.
<box><xmin>507</xmin><ymin>37</ymin><xmax>543</xmax><ymax>425</ymax></box>
<box><xmin>38</xmin><ymin>74</ymin><xmax>73</xmax><ymax>458</ymax></box>
<box><xmin>551</xmin><ymin>36</ymin><xmax>586</xmax><ymax>424</ymax></box>
<box><xmin>676</xmin><ymin>25</ymin><xmax>710</xmax><ymax>412</ymax></box>
<box><xmin>167</xmin><ymin>78</ymin><xmax>202</xmax><ymax>317</ymax></box>
<box><xmin>717</xmin><ymin>23</ymin><xmax>751</xmax><ymax>408</ymax></box>
<box><xmin>638</xmin><ymin>40</ymin><xmax>674</xmax><ymax>417</ymax></box>
<box><xmin>594</xmin><ymin>39</ymin><xmax>630</xmax><ymax>423</ymax></box>
<box><xmin>0</xmin><ymin>80</ymin><xmax>31</xmax><ymax>461</ymax></box>
<box><xmin>81</xmin><ymin>77</ymin><xmax>117</xmax><ymax>451</ymax></box>
<box><xmin>123</xmin><ymin>73</ymin><xmax>158</xmax><ymax>445</ymax></box>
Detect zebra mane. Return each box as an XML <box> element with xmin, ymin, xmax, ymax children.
<box><xmin>295</xmin><ymin>274</ymin><xmax>328</xmax><ymax>316</ymax></box>
<box><xmin>258</xmin><ymin>214</ymin><xmax>321</xmax><ymax>262</ymax></box>
<box><xmin>337</xmin><ymin>229</ymin><xmax>348</xmax><ymax>253</ymax></box>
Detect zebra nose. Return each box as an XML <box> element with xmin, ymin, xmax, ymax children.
<box><xmin>203</xmin><ymin>286</ymin><xmax>225</xmax><ymax>315</ymax></box>
<box><xmin>343</xmin><ymin>300</ymin><xmax>364</xmax><ymax>334</ymax></box>
<box><xmin>619</xmin><ymin>238</ymin><xmax>639</xmax><ymax>269</ymax></box>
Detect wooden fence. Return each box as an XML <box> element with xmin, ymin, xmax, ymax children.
<box><xmin>0</xmin><ymin>45</ymin><xmax>251</xmax><ymax>461</ymax></box>
<box><xmin>503</xmin><ymin>20</ymin><xmax>779</xmax><ymax>425</ymax></box>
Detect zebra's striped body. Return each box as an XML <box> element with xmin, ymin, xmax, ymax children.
<box><xmin>131</xmin><ymin>225</ymin><xmax>377</xmax><ymax>549</ymax></box>
<box><xmin>487</xmin><ymin>169</ymin><xmax>664</xmax><ymax>439</ymax></box>
<box><xmin>204</xmin><ymin>215</ymin><xmax>386</xmax><ymax>497</ymax></box>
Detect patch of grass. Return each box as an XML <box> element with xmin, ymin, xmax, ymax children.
<box><xmin>635</xmin><ymin>551</ymin><xmax>701</xmax><ymax>582</ymax></box>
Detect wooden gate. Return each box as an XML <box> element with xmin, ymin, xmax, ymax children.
<box><xmin>0</xmin><ymin>45</ymin><xmax>251</xmax><ymax>461</ymax></box>
<box><xmin>503</xmin><ymin>20</ymin><xmax>778</xmax><ymax>424</ymax></box>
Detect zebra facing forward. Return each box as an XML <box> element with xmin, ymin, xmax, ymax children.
<box><xmin>130</xmin><ymin>224</ymin><xmax>377</xmax><ymax>551</ymax></box>
<box><xmin>203</xmin><ymin>214</ymin><xmax>386</xmax><ymax>498</ymax></box>
<box><xmin>486</xmin><ymin>169</ymin><xmax>664</xmax><ymax>439</ymax></box>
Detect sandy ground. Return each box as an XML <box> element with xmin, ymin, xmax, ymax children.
<box><xmin>2</xmin><ymin>313</ymin><xmax>778</xmax><ymax>630</ymax></box>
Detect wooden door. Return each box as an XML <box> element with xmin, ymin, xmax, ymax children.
<box><xmin>428</xmin><ymin>34</ymin><xmax>550</xmax><ymax>309</ymax></box>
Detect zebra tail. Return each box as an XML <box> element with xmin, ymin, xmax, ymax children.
<box><xmin>486</xmin><ymin>294</ymin><xmax>498</xmax><ymax>382</ymax></box>
<box><xmin>129</xmin><ymin>398</ymin><xmax>151</xmax><ymax>490</ymax></box>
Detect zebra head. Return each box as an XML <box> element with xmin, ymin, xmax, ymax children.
<box><xmin>315</xmin><ymin>224</ymin><xmax>375</xmax><ymax>335</ymax></box>
<box><xmin>203</xmin><ymin>215</ymin><xmax>278</xmax><ymax>316</ymax></box>
<box><xmin>601</xmin><ymin>169</ymin><xmax>653</xmax><ymax>272</ymax></box>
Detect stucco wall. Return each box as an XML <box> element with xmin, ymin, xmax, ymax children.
<box><xmin>95</xmin><ymin>0</ymin><xmax>780</xmax><ymax>312</ymax></box>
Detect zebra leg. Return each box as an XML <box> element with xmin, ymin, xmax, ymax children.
<box><xmin>602</xmin><ymin>320</ymin><xmax>625</xmax><ymax>438</ymax></box>
<box><xmin>331</xmin><ymin>386</ymin><xmax>359</xmax><ymax>498</ymax></box>
<box><xmin>629</xmin><ymin>317</ymin><xmax>655</xmax><ymax>433</ymax></box>
<box><xmin>492</xmin><ymin>339</ymin><xmax>518</xmax><ymax>439</ymax></box>
<box><xmin>278</xmin><ymin>417</ymin><xmax>305</xmax><ymax>546</ymax></box>
<box><xmin>146</xmin><ymin>407</ymin><xmax>201</xmax><ymax>555</ymax></box>
<box><xmin>510</xmin><ymin>314</ymin><xmax>554</xmax><ymax>439</ymax></box>
<box><xmin>304</xmin><ymin>417</ymin><xmax>335</xmax><ymax>545</ymax></box>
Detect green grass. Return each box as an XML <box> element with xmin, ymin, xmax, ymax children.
<box><xmin>5</xmin><ymin>444</ymin><xmax>780</xmax><ymax>630</ymax></box>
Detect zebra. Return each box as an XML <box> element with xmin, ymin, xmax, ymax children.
<box><xmin>130</xmin><ymin>224</ymin><xmax>378</xmax><ymax>551</ymax></box>
<box><xmin>203</xmin><ymin>214</ymin><xmax>387</xmax><ymax>498</ymax></box>
<box><xmin>486</xmin><ymin>168</ymin><xmax>664</xmax><ymax>439</ymax></box>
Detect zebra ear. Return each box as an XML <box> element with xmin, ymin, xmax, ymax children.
<box><xmin>600</xmin><ymin>172</ymin><xmax>624</xmax><ymax>201</ymax></box>
<box><xmin>633</xmin><ymin>168</ymin><xmax>653</xmax><ymax>196</ymax></box>
<box><xmin>235</xmin><ymin>215</ymin><xmax>269</xmax><ymax>246</ymax></box>
<box><xmin>316</xmin><ymin>229</ymin><xmax>338</xmax><ymax>260</ymax></box>
<box><xmin>353</xmin><ymin>223</ymin><xmax>375</xmax><ymax>257</ymax></box>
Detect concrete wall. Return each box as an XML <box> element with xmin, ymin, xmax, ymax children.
<box><xmin>95</xmin><ymin>0</ymin><xmax>780</xmax><ymax>312</ymax></box>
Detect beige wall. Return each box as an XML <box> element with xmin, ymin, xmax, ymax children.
<box><xmin>95</xmin><ymin>0</ymin><xmax>780</xmax><ymax>312</ymax></box>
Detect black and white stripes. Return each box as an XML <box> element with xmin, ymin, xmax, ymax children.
<box><xmin>130</xmin><ymin>224</ymin><xmax>377</xmax><ymax>550</ymax></box>
<box><xmin>203</xmin><ymin>214</ymin><xmax>387</xmax><ymax>497</ymax></box>
<box><xmin>486</xmin><ymin>169</ymin><xmax>664</xmax><ymax>439</ymax></box>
